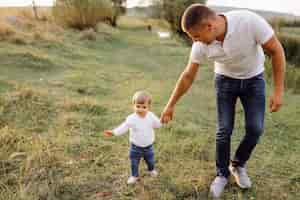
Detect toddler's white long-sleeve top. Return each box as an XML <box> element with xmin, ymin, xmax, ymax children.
<box><xmin>112</xmin><ymin>112</ymin><xmax>161</xmax><ymax>147</ymax></box>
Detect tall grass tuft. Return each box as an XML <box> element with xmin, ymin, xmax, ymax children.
<box><xmin>0</xmin><ymin>126</ymin><xmax>67</xmax><ymax>199</ymax></box>
<box><xmin>53</xmin><ymin>0</ymin><xmax>114</xmax><ymax>30</ymax></box>
<box><xmin>0</xmin><ymin>87</ymin><xmax>57</xmax><ymax>132</ymax></box>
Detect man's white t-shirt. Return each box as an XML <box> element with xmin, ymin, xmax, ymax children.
<box><xmin>112</xmin><ymin>112</ymin><xmax>161</xmax><ymax>147</ymax></box>
<box><xmin>189</xmin><ymin>10</ymin><xmax>274</xmax><ymax>79</ymax></box>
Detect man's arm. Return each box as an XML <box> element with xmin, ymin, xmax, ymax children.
<box><xmin>262</xmin><ymin>35</ymin><xmax>286</xmax><ymax>112</ymax></box>
<box><xmin>160</xmin><ymin>62</ymin><xmax>200</xmax><ymax>123</ymax></box>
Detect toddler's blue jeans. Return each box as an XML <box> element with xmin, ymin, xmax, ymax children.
<box><xmin>129</xmin><ymin>143</ymin><xmax>155</xmax><ymax>177</ymax></box>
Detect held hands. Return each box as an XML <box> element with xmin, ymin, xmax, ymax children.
<box><xmin>269</xmin><ymin>91</ymin><xmax>283</xmax><ymax>113</ymax></box>
<box><xmin>104</xmin><ymin>130</ymin><xmax>114</xmax><ymax>137</ymax></box>
<box><xmin>160</xmin><ymin>105</ymin><xmax>174</xmax><ymax>124</ymax></box>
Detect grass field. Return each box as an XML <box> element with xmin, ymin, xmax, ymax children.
<box><xmin>0</xmin><ymin>13</ymin><xmax>299</xmax><ymax>200</ymax></box>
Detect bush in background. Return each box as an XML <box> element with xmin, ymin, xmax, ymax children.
<box><xmin>269</xmin><ymin>17</ymin><xmax>300</xmax><ymax>32</ymax></box>
<box><xmin>265</xmin><ymin>60</ymin><xmax>300</xmax><ymax>94</ymax></box>
<box><xmin>267</xmin><ymin>18</ymin><xmax>300</xmax><ymax>93</ymax></box>
<box><xmin>278</xmin><ymin>33</ymin><xmax>300</xmax><ymax>67</ymax></box>
<box><xmin>278</xmin><ymin>19</ymin><xmax>300</xmax><ymax>28</ymax></box>
<box><xmin>269</xmin><ymin>20</ymin><xmax>300</xmax><ymax>66</ymax></box>
<box><xmin>52</xmin><ymin>0</ymin><xmax>114</xmax><ymax>30</ymax></box>
<box><xmin>160</xmin><ymin>0</ymin><xmax>207</xmax><ymax>42</ymax></box>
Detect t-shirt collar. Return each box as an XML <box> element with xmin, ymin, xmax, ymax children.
<box><xmin>219</xmin><ymin>12</ymin><xmax>234</xmax><ymax>40</ymax></box>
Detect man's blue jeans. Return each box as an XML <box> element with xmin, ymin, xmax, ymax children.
<box><xmin>129</xmin><ymin>143</ymin><xmax>155</xmax><ymax>177</ymax></box>
<box><xmin>214</xmin><ymin>73</ymin><xmax>265</xmax><ymax>178</ymax></box>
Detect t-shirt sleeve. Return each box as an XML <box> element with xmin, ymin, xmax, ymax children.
<box><xmin>149</xmin><ymin>112</ymin><xmax>162</xmax><ymax>129</ymax></box>
<box><xmin>249</xmin><ymin>12</ymin><xmax>274</xmax><ymax>45</ymax></box>
<box><xmin>112</xmin><ymin>117</ymin><xmax>130</xmax><ymax>136</ymax></box>
<box><xmin>189</xmin><ymin>42</ymin><xmax>206</xmax><ymax>64</ymax></box>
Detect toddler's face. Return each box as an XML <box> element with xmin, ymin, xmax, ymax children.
<box><xmin>133</xmin><ymin>102</ymin><xmax>150</xmax><ymax>117</ymax></box>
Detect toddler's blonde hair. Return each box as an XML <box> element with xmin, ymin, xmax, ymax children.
<box><xmin>132</xmin><ymin>90</ymin><xmax>152</xmax><ymax>105</ymax></box>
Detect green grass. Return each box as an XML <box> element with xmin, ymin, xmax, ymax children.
<box><xmin>0</xmin><ymin>17</ymin><xmax>299</xmax><ymax>200</ymax></box>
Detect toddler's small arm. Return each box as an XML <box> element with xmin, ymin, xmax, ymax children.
<box><xmin>112</xmin><ymin>121</ymin><xmax>130</xmax><ymax>136</ymax></box>
<box><xmin>151</xmin><ymin>113</ymin><xmax>162</xmax><ymax>129</ymax></box>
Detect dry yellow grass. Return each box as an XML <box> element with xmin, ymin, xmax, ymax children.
<box><xmin>0</xmin><ymin>7</ymin><xmax>52</xmax><ymax>19</ymax></box>
<box><xmin>0</xmin><ymin>7</ymin><xmax>63</xmax><ymax>44</ymax></box>
<box><xmin>0</xmin><ymin>20</ymin><xmax>16</xmax><ymax>38</ymax></box>
<box><xmin>0</xmin><ymin>7</ymin><xmax>21</xmax><ymax>19</ymax></box>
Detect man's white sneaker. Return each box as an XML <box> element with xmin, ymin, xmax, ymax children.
<box><xmin>209</xmin><ymin>176</ymin><xmax>228</xmax><ymax>198</ymax></box>
<box><xmin>149</xmin><ymin>169</ymin><xmax>158</xmax><ymax>177</ymax></box>
<box><xmin>229</xmin><ymin>165</ymin><xmax>252</xmax><ymax>188</ymax></box>
<box><xmin>127</xmin><ymin>176</ymin><xmax>138</xmax><ymax>185</ymax></box>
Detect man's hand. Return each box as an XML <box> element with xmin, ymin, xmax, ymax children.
<box><xmin>104</xmin><ymin>130</ymin><xmax>114</xmax><ymax>137</ymax></box>
<box><xmin>269</xmin><ymin>91</ymin><xmax>283</xmax><ymax>112</ymax></box>
<box><xmin>160</xmin><ymin>63</ymin><xmax>200</xmax><ymax>124</ymax></box>
<box><xmin>262</xmin><ymin>35</ymin><xmax>285</xmax><ymax>113</ymax></box>
<box><xmin>160</xmin><ymin>105</ymin><xmax>174</xmax><ymax>124</ymax></box>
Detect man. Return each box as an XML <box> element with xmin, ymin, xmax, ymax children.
<box><xmin>160</xmin><ymin>4</ymin><xmax>285</xmax><ymax>198</ymax></box>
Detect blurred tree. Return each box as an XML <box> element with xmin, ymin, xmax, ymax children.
<box><xmin>53</xmin><ymin>0</ymin><xmax>114</xmax><ymax>30</ymax></box>
<box><xmin>32</xmin><ymin>0</ymin><xmax>39</xmax><ymax>20</ymax></box>
<box><xmin>110</xmin><ymin>0</ymin><xmax>126</xmax><ymax>27</ymax></box>
<box><xmin>161</xmin><ymin>0</ymin><xmax>207</xmax><ymax>42</ymax></box>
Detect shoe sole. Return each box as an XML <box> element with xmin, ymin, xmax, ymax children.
<box><xmin>209</xmin><ymin>188</ymin><xmax>224</xmax><ymax>199</ymax></box>
<box><xmin>209</xmin><ymin>179</ymin><xmax>228</xmax><ymax>199</ymax></box>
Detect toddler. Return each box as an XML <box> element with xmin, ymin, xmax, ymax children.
<box><xmin>104</xmin><ymin>91</ymin><xmax>162</xmax><ymax>184</ymax></box>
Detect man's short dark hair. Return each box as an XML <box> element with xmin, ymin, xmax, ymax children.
<box><xmin>181</xmin><ymin>4</ymin><xmax>216</xmax><ymax>32</ymax></box>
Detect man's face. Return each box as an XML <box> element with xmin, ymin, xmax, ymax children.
<box><xmin>133</xmin><ymin>102</ymin><xmax>150</xmax><ymax>117</ymax></box>
<box><xmin>186</xmin><ymin>22</ymin><xmax>217</xmax><ymax>44</ymax></box>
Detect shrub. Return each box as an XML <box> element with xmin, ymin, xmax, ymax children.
<box><xmin>52</xmin><ymin>0</ymin><xmax>114</xmax><ymax>30</ymax></box>
<box><xmin>160</xmin><ymin>0</ymin><xmax>207</xmax><ymax>41</ymax></box>
<box><xmin>278</xmin><ymin>18</ymin><xmax>300</xmax><ymax>28</ymax></box>
<box><xmin>265</xmin><ymin>60</ymin><xmax>300</xmax><ymax>94</ymax></box>
<box><xmin>278</xmin><ymin>33</ymin><xmax>300</xmax><ymax>67</ymax></box>
<box><xmin>269</xmin><ymin>18</ymin><xmax>300</xmax><ymax>32</ymax></box>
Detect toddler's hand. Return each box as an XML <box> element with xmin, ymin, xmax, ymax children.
<box><xmin>104</xmin><ymin>130</ymin><xmax>113</xmax><ymax>137</ymax></box>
